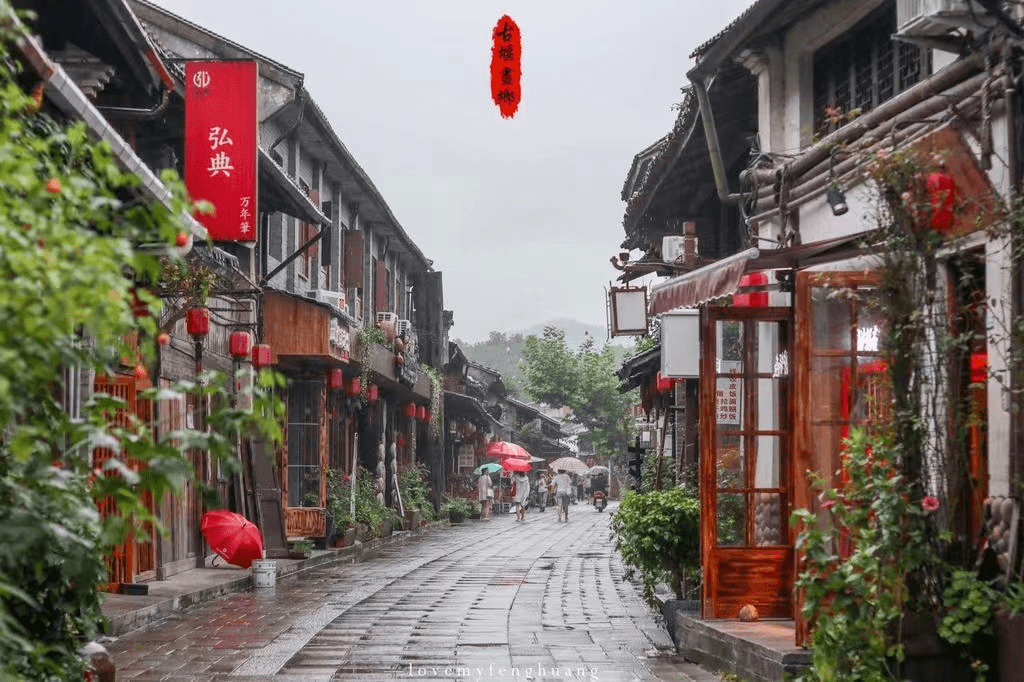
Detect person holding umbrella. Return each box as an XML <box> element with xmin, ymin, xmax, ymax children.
<box><xmin>477</xmin><ymin>469</ymin><xmax>494</xmax><ymax>520</ymax></box>
<box><xmin>511</xmin><ymin>470</ymin><xmax>531</xmax><ymax>521</ymax></box>
<box><xmin>551</xmin><ymin>468</ymin><xmax>574</xmax><ymax>522</ymax></box>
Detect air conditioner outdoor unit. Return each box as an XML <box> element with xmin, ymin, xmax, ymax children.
<box><xmin>395</xmin><ymin>319</ymin><xmax>412</xmax><ymax>338</ymax></box>
<box><xmin>897</xmin><ymin>0</ymin><xmax>1016</xmax><ymax>40</ymax></box>
<box><xmin>662</xmin><ymin>236</ymin><xmax>685</xmax><ymax>263</ymax></box>
<box><xmin>306</xmin><ymin>289</ymin><xmax>345</xmax><ymax>310</ymax></box>
<box><xmin>376</xmin><ymin>312</ymin><xmax>398</xmax><ymax>326</ymax></box>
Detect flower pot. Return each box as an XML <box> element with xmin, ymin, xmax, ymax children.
<box><xmin>344</xmin><ymin>527</ymin><xmax>357</xmax><ymax>546</ymax></box>
<box><xmin>449</xmin><ymin>512</ymin><xmax>465</xmax><ymax>524</ymax></box>
<box><xmin>996</xmin><ymin>612</ymin><xmax>1024</xmax><ymax>682</ymax></box>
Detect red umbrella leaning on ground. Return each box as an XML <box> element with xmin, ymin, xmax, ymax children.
<box><xmin>200</xmin><ymin>510</ymin><xmax>264</xmax><ymax>569</ymax></box>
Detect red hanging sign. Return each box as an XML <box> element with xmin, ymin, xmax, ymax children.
<box><xmin>490</xmin><ymin>15</ymin><xmax>521</xmax><ymax>118</ymax></box>
<box><xmin>185</xmin><ymin>61</ymin><xmax>258</xmax><ymax>241</ymax></box>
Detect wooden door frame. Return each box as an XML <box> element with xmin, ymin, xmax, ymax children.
<box><xmin>699</xmin><ymin>305</ymin><xmax>795</xmax><ymax>619</ymax></box>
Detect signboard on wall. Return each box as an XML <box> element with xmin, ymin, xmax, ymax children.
<box><xmin>608</xmin><ymin>287</ymin><xmax>648</xmax><ymax>337</ymax></box>
<box><xmin>715</xmin><ymin>360</ymin><xmax>742</xmax><ymax>425</ymax></box>
<box><xmin>185</xmin><ymin>61</ymin><xmax>258</xmax><ymax>241</ymax></box>
<box><xmin>457</xmin><ymin>444</ymin><xmax>475</xmax><ymax>470</ymax></box>
<box><xmin>661</xmin><ymin>309</ymin><xmax>700</xmax><ymax>378</ymax></box>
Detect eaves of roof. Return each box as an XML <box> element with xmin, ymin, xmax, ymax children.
<box><xmin>688</xmin><ymin>0</ymin><xmax>831</xmax><ymax>80</ymax></box>
<box><xmin>620</xmin><ymin>134</ymin><xmax>670</xmax><ymax>202</ymax></box>
<box><xmin>302</xmin><ymin>94</ymin><xmax>432</xmax><ymax>271</ymax></box>
<box><xmin>90</xmin><ymin>0</ymin><xmax>176</xmax><ymax>92</ymax></box>
<box><xmin>128</xmin><ymin>0</ymin><xmax>304</xmax><ymax>92</ymax></box>
<box><xmin>444</xmin><ymin>391</ymin><xmax>502</xmax><ymax>430</ymax></box>
<box><xmin>616</xmin><ymin>345</ymin><xmax>660</xmax><ymax>393</ymax></box>
<box><xmin>16</xmin><ymin>28</ymin><xmax>206</xmax><ymax>240</ymax></box>
<box><xmin>621</xmin><ymin>87</ymin><xmax>702</xmax><ymax>243</ymax></box>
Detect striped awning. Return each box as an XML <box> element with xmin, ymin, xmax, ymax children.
<box><xmin>648</xmin><ymin>247</ymin><xmax>759</xmax><ymax>315</ymax></box>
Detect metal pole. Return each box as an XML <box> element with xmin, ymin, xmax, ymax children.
<box><xmin>350</xmin><ymin>431</ymin><xmax>358</xmax><ymax>520</ymax></box>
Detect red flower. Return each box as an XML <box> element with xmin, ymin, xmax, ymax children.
<box><xmin>921</xmin><ymin>496</ymin><xmax>940</xmax><ymax>512</ymax></box>
<box><xmin>822</xmin><ymin>499</ymin><xmax>836</xmax><ymax>511</ymax></box>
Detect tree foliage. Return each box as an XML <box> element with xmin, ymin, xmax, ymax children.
<box><xmin>520</xmin><ymin>327</ymin><xmax>635</xmax><ymax>460</ymax></box>
<box><xmin>0</xmin><ymin>9</ymin><xmax>283</xmax><ymax>678</ymax></box>
<box><xmin>610</xmin><ymin>487</ymin><xmax>700</xmax><ymax>605</ymax></box>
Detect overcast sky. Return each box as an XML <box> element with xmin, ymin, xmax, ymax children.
<box><xmin>149</xmin><ymin>0</ymin><xmax>754</xmax><ymax>343</ymax></box>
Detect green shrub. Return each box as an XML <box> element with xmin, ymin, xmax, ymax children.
<box><xmin>439</xmin><ymin>496</ymin><xmax>477</xmax><ymax>520</ymax></box>
<box><xmin>399</xmin><ymin>466</ymin><xmax>436</xmax><ymax>523</ymax></box>
<box><xmin>610</xmin><ymin>487</ymin><xmax>700</xmax><ymax>606</ymax></box>
<box><xmin>326</xmin><ymin>468</ymin><xmax>400</xmax><ymax>537</ymax></box>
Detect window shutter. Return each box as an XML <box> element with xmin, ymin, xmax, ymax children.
<box><xmin>375</xmin><ymin>261</ymin><xmax>388</xmax><ymax>314</ymax></box>
<box><xmin>320</xmin><ymin>201</ymin><xmax>332</xmax><ymax>268</ymax></box>
<box><xmin>343</xmin><ymin>231</ymin><xmax>363</xmax><ymax>289</ymax></box>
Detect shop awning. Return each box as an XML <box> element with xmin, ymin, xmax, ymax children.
<box><xmin>258</xmin><ymin>148</ymin><xmax>331</xmax><ymax>226</ymax></box>
<box><xmin>444</xmin><ymin>391</ymin><xmax>502</xmax><ymax>430</ymax></box>
<box><xmin>649</xmin><ymin>247</ymin><xmax>758</xmax><ymax>314</ymax></box>
<box><xmin>648</xmin><ymin>234</ymin><xmax>873</xmax><ymax>315</ymax></box>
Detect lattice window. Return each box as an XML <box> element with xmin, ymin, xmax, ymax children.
<box><xmin>812</xmin><ymin>4</ymin><xmax>930</xmax><ymax>136</ymax></box>
<box><xmin>287</xmin><ymin>380</ymin><xmax>321</xmax><ymax>507</ymax></box>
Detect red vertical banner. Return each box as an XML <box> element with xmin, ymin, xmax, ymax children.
<box><xmin>185</xmin><ymin>61</ymin><xmax>258</xmax><ymax>241</ymax></box>
<box><xmin>490</xmin><ymin>15</ymin><xmax>521</xmax><ymax>118</ymax></box>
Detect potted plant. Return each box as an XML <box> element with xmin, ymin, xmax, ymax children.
<box><xmin>289</xmin><ymin>540</ymin><xmax>314</xmax><ymax>559</ymax></box>
<box><xmin>995</xmin><ymin>582</ymin><xmax>1024</xmax><ymax>681</ymax></box>
<box><xmin>440</xmin><ymin>497</ymin><xmax>476</xmax><ymax>524</ymax></box>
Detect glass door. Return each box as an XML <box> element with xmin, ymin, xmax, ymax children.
<box><xmin>701</xmin><ymin>306</ymin><xmax>794</xmax><ymax>619</ymax></box>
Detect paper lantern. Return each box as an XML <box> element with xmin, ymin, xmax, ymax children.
<box><xmin>251</xmin><ymin>344</ymin><xmax>272</xmax><ymax>368</ymax></box>
<box><xmin>656</xmin><ymin>371</ymin><xmax>673</xmax><ymax>393</ymax></box>
<box><xmin>229</xmin><ymin>331</ymin><xmax>251</xmax><ymax>358</ymax></box>
<box><xmin>186</xmin><ymin>307</ymin><xmax>209</xmax><ymax>336</ymax></box>
<box><xmin>416</xmin><ymin>405</ymin><xmax>426</xmax><ymax>421</ymax></box>
<box><xmin>347</xmin><ymin>376</ymin><xmax>362</xmax><ymax>397</ymax></box>
<box><xmin>404</xmin><ymin>402</ymin><xmax>416</xmax><ymax>418</ymax></box>
<box><xmin>367</xmin><ymin>384</ymin><xmax>379</xmax><ymax>401</ymax></box>
<box><xmin>732</xmin><ymin>272</ymin><xmax>769</xmax><ymax>307</ymax></box>
<box><xmin>423</xmin><ymin>407</ymin><xmax>432</xmax><ymax>423</ymax></box>
<box><xmin>328</xmin><ymin>368</ymin><xmax>344</xmax><ymax>390</ymax></box>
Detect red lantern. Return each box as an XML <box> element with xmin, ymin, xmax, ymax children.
<box><xmin>186</xmin><ymin>307</ymin><xmax>209</xmax><ymax>336</ymax></box>
<box><xmin>926</xmin><ymin>171</ymin><xmax>956</xmax><ymax>232</ymax></box>
<box><xmin>656</xmin><ymin>371</ymin><xmax>673</xmax><ymax>393</ymax></box>
<box><xmin>416</xmin><ymin>405</ymin><xmax>426</xmax><ymax>421</ymax></box>
<box><xmin>732</xmin><ymin>272</ymin><xmax>769</xmax><ymax>307</ymax></box>
<box><xmin>971</xmin><ymin>352</ymin><xmax>987</xmax><ymax>384</ymax></box>
<box><xmin>347</xmin><ymin>376</ymin><xmax>362</xmax><ymax>397</ymax></box>
<box><xmin>404</xmin><ymin>402</ymin><xmax>416</xmax><ymax>418</ymax></box>
<box><xmin>368</xmin><ymin>384</ymin><xmax>379</xmax><ymax>401</ymax></box>
<box><xmin>328</xmin><ymin>368</ymin><xmax>344</xmax><ymax>390</ymax></box>
<box><xmin>423</xmin><ymin>407</ymin><xmax>432</xmax><ymax>423</ymax></box>
<box><xmin>251</xmin><ymin>343</ymin><xmax>272</xmax><ymax>368</ymax></box>
<box><xmin>229</xmin><ymin>331</ymin><xmax>251</xmax><ymax>358</ymax></box>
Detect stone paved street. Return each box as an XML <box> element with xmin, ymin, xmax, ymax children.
<box><xmin>106</xmin><ymin>503</ymin><xmax>720</xmax><ymax>681</ymax></box>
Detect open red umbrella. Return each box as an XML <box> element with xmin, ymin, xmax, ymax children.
<box><xmin>200</xmin><ymin>510</ymin><xmax>264</xmax><ymax>569</ymax></box>
<box><xmin>501</xmin><ymin>457</ymin><xmax>532</xmax><ymax>472</ymax></box>
<box><xmin>487</xmin><ymin>441</ymin><xmax>531</xmax><ymax>460</ymax></box>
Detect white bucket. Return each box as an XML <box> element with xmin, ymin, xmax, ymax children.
<box><xmin>251</xmin><ymin>559</ymin><xmax>276</xmax><ymax>588</ymax></box>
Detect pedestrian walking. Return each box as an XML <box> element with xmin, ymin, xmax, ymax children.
<box><xmin>551</xmin><ymin>469</ymin><xmax>573</xmax><ymax>522</ymax></box>
<box><xmin>477</xmin><ymin>471</ymin><xmax>493</xmax><ymax>520</ymax></box>
<box><xmin>511</xmin><ymin>470</ymin><xmax>530</xmax><ymax>521</ymax></box>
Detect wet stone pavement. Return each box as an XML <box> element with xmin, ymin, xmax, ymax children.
<box><xmin>106</xmin><ymin>502</ymin><xmax>721</xmax><ymax>681</ymax></box>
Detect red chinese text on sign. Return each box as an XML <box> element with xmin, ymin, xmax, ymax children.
<box><xmin>185</xmin><ymin>61</ymin><xmax>258</xmax><ymax>241</ymax></box>
<box><xmin>490</xmin><ymin>15</ymin><xmax>521</xmax><ymax>118</ymax></box>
